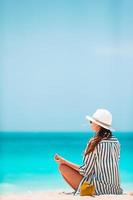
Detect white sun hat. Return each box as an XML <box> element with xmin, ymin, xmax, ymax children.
<box><xmin>86</xmin><ymin>109</ymin><xmax>115</xmax><ymax>131</ymax></box>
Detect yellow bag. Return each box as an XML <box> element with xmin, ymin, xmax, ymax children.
<box><xmin>80</xmin><ymin>181</ymin><xmax>95</xmax><ymax>196</ymax></box>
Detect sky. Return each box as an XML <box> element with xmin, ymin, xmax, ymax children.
<box><xmin>1</xmin><ymin>0</ymin><xmax>133</xmax><ymax>132</ymax></box>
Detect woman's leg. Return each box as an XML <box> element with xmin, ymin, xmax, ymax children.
<box><xmin>59</xmin><ymin>163</ymin><xmax>83</xmax><ymax>190</ymax></box>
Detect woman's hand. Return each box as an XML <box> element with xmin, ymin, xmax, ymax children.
<box><xmin>54</xmin><ymin>153</ymin><xmax>65</xmax><ymax>164</ymax></box>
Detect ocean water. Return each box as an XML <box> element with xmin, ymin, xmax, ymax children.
<box><xmin>0</xmin><ymin>131</ymin><xmax>133</xmax><ymax>194</ymax></box>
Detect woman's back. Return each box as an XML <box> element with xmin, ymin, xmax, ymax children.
<box><xmin>93</xmin><ymin>136</ymin><xmax>123</xmax><ymax>194</ymax></box>
<box><xmin>78</xmin><ymin>135</ymin><xmax>123</xmax><ymax>195</ymax></box>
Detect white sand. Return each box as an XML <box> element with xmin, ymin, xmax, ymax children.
<box><xmin>0</xmin><ymin>190</ymin><xmax>133</xmax><ymax>200</ymax></box>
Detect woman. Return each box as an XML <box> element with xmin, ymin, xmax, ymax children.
<box><xmin>54</xmin><ymin>109</ymin><xmax>123</xmax><ymax>195</ymax></box>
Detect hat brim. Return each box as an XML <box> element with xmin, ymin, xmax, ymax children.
<box><xmin>86</xmin><ymin>115</ymin><xmax>115</xmax><ymax>131</ymax></box>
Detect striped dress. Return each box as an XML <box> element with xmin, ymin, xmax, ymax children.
<box><xmin>74</xmin><ymin>135</ymin><xmax>123</xmax><ymax>195</ymax></box>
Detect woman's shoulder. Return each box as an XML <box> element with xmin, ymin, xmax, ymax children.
<box><xmin>99</xmin><ymin>135</ymin><xmax>120</xmax><ymax>145</ymax></box>
<box><xmin>94</xmin><ymin>136</ymin><xmax>120</xmax><ymax>155</ymax></box>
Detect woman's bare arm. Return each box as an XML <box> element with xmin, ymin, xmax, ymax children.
<box><xmin>62</xmin><ymin>158</ymin><xmax>80</xmax><ymax>171</ymax></box>
<box><xmin>54</xmin><ymin>154</ymin><xmax>80</xmax><ymax>171</ymax></box>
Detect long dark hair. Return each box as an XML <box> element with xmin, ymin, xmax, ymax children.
<box><xmin>84</xmin><ymin>127</ymin><xmax>112</xmax><ymax>156</ymax></box>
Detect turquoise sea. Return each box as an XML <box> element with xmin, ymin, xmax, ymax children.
<box><xmin>0</xmin><ymin>132</ymin><xmax>133</xmax><ymax>194</ymax></box>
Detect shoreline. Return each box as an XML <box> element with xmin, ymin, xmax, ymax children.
<box><xmin>0</xmin><ymin>190</ymin><xmax>133</xmax><ymax>200</ymax></box>
<box><xmin>0</xmin><ymin>182</ymin><xmax>133</xmax><ymax>199</ymax></box>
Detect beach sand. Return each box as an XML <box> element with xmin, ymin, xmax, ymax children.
<box><xmin>0</xmin><ymin>190</ymin><xmax>133</xmax><ymax>200</ymax></box>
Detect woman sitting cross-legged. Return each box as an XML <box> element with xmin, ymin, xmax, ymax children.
<box><xmin>54</xmin><ymin>109</ymin><xmax>123</xmax><ymax>195</ymax></box>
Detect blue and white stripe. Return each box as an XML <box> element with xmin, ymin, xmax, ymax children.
<box><xmin>74</xmin><ymin>136</ymin><xmax>123</xmax><ymax>195</ymax></box>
